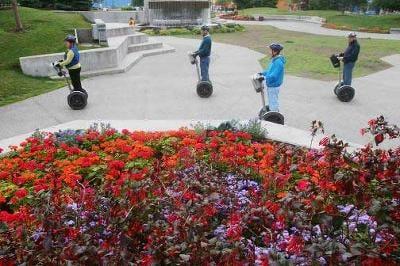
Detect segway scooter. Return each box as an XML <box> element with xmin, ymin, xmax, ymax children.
<box><xmin>251</xmin><ymin>73</ymin><xmax>284</xmax><ymax>125</ymax></box>
<box><xmin>188</xmin><ymin>52</ymin><xmax>213</xmax><ymax>98</ymax></box>
<box><xmin>330</xmin><ymin>54</ymin><xmax>355</xmax><ymax>102</ymax></box>
<box><xmin>52</xmin><ymin>61</ymin><xmax>88</xmax><ymax>110</ymax></box>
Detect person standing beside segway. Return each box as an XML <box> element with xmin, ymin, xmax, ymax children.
<box><xmin>261</xmin><ymin>43</ymin><xmax>286</xmax><ymax>112</ymax></box>
<box><xmin>338</xmin><ymin>32</ymin><xmax>360</xmax><ymax>86</ymax></box>
<box><xmin>55</xmin><ymin>35</ymin><xmax>84</xmax><ymax>93</ymax></box>
<box><xmin>193</xmin><ymin>25</ymin><xmax>212</xmax><ymax>82</ymax></box>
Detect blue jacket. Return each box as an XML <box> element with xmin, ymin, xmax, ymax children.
<box><xmin>64</xmin><ymin>45</ymin><xmax>80</xmax><ymax>69</ymax></box>
<box><xmin>262</xmin><ymin>55</ymin><xmax>286</xmax><ymax>88</ymax></box>
<box><xmin>196</xmin><ymin>35</ymin><xmax>212</xmax><ymax>58</ymax></box>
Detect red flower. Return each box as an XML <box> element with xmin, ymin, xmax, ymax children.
<box><xmin>286</xmin><ymin>235</ymin><xmax>304</xmax><ymax>255</ymax></box>
<box><xmin>15</xmin><ymin>188</ymin><xmax>28</xmax><ymax>199</ymax></box>
<box><xmin>319</xmin><ymin>136</ymin><xmax>330</xmax><ymax>146</ymax></box>
<box><xmin>296</xmin><ymin>179</ymin><xmax>310</xmax><ymax>191</ymax></box>
<box><xmin>374</xmin><ymin>134</ymin><xmax>384</xmax><ymax>146</ymax></box>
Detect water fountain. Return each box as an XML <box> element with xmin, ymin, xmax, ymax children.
<box><xmin>144</xmin><ymin>0</ymin><xmax>211</xmax><ymax>27</ymax></box>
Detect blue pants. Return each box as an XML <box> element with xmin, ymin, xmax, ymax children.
<box><xmin>343</xmin><ymin>62</ymin><xmax>355</xmax><ymax>86</ymax></box>
<box><xmin>265</xmin><ymin>86</ymin><xmax>280</xmax><ymax>112</ymax></box>
<box><xmin>200</xmin><ymin>56</ymin><xmax>210</xmax><ymax>81</ymax></box>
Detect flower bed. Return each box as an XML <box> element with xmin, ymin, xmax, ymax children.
<box><xmin>0</xmin><ymin>121</ymin><xmax>399</xmax><ymax>264</ymax></box>
<box><xmin>323</xmin><ymin>23</ymin><xmax>390</xmax><ymax>34</ymax></box>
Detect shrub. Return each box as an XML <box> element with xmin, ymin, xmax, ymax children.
<box><xmin>140</xmin><ymin>24</ymin><xmax>245</xmax><ymax>36</ymax></box>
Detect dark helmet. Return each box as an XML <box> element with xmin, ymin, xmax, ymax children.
<box><xmin>64</xmin><ymin>34</ymin><xmax>77</xmax><ymax>43</ymax></box>
<box><xmin>269</xmin><ymin>43</ymin><xmax>284</xmax><ymax>52</ymax></box>
<box><xmin>201</xmin><ymin>25</ymin><xmax>210</xmax><ymax>32</ymax></box>
<box><xmin>348</xmin><ymin>32</ymin><xmax>357</xmax><ymax>38</ymax></box>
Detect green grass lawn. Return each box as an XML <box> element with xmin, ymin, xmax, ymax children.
<box><xmin>0</xmin><ymin>7</ymin><xmax>91</xmax><ymax>106</ymax></box>
<box><xmin>239</xmin><ymin>7</ymin><xmax>400</xmax><ymax>31</ymax></box>
<box><xmin>187</xmin><ymin>25</ymin><xmax>399</xmax><ymax>80</ymax></box>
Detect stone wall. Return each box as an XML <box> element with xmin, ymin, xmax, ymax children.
<box><xmin>80</xmin><ymin>10</ymin><xmax>145</xmax><ymax>23</ymax></box>
<box><xmin>19</xmin><ymin>34</ymin><xmax>148</xmax><ymax>77</ymax></box>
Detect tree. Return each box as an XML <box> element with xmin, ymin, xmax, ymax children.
<box><xmin>11</xmin><ymin>0</ymin><xmax>23</xmax><ymax>31</ymax></box>
<box><xmin>232</xmin><ymin>0</ymin><xmax>277</xmax><ymax>9</ymax></box>
<box><xmin>309</xmin><ymin>0</ymin><xmax>367</xmax><ymax>10</ymax></box>
<box><xmin>373</xmin><ymin>0</ymin><xmax>400</xmax><ymax>10</ymax></box>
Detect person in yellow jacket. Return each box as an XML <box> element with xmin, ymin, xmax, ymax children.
<box><xmin>55</xmin><ymin>35</ymin><xmax>83</xmax><ymax>92</ymax></box>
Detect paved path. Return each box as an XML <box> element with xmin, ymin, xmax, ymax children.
<box><xmin>0</xmin><ymin>37</ymin><xmax>399</xmax><ymax>146</ymax></box>
<box><xmin>227</xmin><ymin>20</ymin><xmax>400</xmax><ymax>40</ymax></box>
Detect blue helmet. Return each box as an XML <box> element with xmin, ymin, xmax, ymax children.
<box><xmin>64</xmin><ymin>34</ymin><xmax>76</xmax><ymax>43</ymax></box>
<box><xmin>269</xmin><ymin>43</ymin><xmax>284</xmax><ymax>52</ymax></box>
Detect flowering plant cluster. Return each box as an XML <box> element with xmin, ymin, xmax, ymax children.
<box><xmin>0</xmin><ymin>121</ymin><xmax>399</xmax><ymax>265</ymax></box>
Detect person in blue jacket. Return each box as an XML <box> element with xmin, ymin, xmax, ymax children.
<box><xmin>261</xmin><ymin>43</ymin><xmax>286</xmax><ymax>112</ymax></box>
<box><xmin>193</xmin><ymin>25</ymin><xmax>212</xmax><ymax>81</ymax></box>
<box><xmin>55</xmin><ymin>35</ymin><xmax>83</xmax><ymax>92</ymax></box>
<box><xmin>338</xmin><ymin>32</ymin><xmax>360</xmax><ymax>86</ymax></box>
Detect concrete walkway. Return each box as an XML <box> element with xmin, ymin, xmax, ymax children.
<box><xmin>0</xmin><ymin>37</ymin><xmax>399</xmax><ymax>146</ymax></box>
<box><xmin>227</xmin><ymin>20</ymin><xmax>400</xmax><ymax>40</ymax></box>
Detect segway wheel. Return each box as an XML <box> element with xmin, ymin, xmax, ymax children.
<box><xmin>80</xmin><ymin>88</ymin><xmax>89</xmax><ymax>99</ymax></box>
<box><xmin>258</xmin><ymin>106</ymin><xmax>270</xmax><ymax>117</ymax></box>
<box><xmin>334</xmin><ymin>82</ymin><xmax>343</xmax><ymax>96</ymax></box>
<box><xmin>337</xmin><ymin>85</ymin><xmax>355</xmax><ymax>102</ymax></box>
<box><xmin>260</xmin><ymin>111</ymin><xmax>284</xmax><ymax>125</ymax></box>
<box><xmin>68</xmin><ymin>91</ymin><xmax>87</xmax><ymax>110</ymax></box>
<box><xmin>196</xmin><ymin>81</ymin><xmax>213</xmax><ymax>98</ymax></box>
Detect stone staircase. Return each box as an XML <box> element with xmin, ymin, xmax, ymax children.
<box><xmin>19</xmin><ymin>23</ymin><xmax>175</xmax><ymax>78</ymax></box>
<box><xmin>80</xmin><ymin>24</ymin><xmax>175</xmax><ymax>77</ymax></box>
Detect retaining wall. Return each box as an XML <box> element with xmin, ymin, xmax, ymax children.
<box><xmin>0</xmin><ymin>120</ymin><xmax>361</xmax><ymax>154</ymax></box>
<box><xmin>80</xmin><ymin>10</ymin><xmax>145</xmax><ymax>23</ymax></box>
<box><xmin>252</xmin><ymin>15</ymin><xmax>325</xmax><ymax>24</ymax></box>
<box><xmin>19</xmin><ymin>33</ymin><xmax>148</xmax><ymax>77</ymax></box>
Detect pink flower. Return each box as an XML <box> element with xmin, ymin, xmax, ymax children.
<box><xmin>296</xmin><ymin>179</ymin><xmax>310</xmax><ymax>191</ymax></box>
<box><xmin>319</xmin><ymin>136</ymin><xmax>330</xmax><ymax>146</ymax></box>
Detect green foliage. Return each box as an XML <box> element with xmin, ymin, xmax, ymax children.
<box><xmin>141</xmin><ymin>24</ymin><xmax>245</xmax><ymax>36</ymax></box>
<box><xmin>373</xmin><ymin>0</ymin><xmax>400</xmax><ymax>10</ymax></box>
<box><xmin>234</xmin><ymin>0</ymin><xmax>277</xmax><ymax>9</ymax></box>
<box><xmin>19</xmin><ymin>0</ymin><xmax>93</xmax><ymax>10</ymax></box>
<box><xmin>308</xmin><ymin>0</ymin><xmax>367</xmax><ymax>10</ymax></box>
<box><xmin>132</xmin><ymin>0</ymin><xmax>143</xmax><ymax>6</ymax></box>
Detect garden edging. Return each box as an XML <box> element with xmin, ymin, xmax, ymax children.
<box><xmin>0</xmin><ymin>120</ymin><xmax>362</xmax><ymax>153</ymax></box>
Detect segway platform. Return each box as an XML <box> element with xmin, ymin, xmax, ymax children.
<box><xmin>189</xmin><ymin>53</ymin><xmax>213</xmax><ymax>98</ymax></box>
<box><xmin>251</xmin><ymin>73</ymin><xmax>284</xmax><ymax>125</ymax></box>
<box><xmin>330</xmin><ymin>54</ymin><xmax>355</xmax><ymax>102</ymax></box>
<box><xmin>52</xmin><ymin>62</ymin><xmax>88</xmax><ymax>110</ymax></box>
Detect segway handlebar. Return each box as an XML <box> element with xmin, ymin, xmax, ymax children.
<box><xmin>251</xmin><ymin>73</ymin><xmax>265</xmax><ymax>93</ymax></box>
<box><xmin>52</xmin><ymin>61</ymin><xmax>67</xmax><ymax>77</ymax></box>
<box><xmin>188</xmin><ymin>52</ymin><xmax>197</xmax><ymax>65</ymax></box>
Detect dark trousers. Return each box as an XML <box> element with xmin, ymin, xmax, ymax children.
<box><xmin>343</xmin><ymin>62</ymin><xmax>355</xmax><ymax>86</ymax></box>
<box><xmin>68</xmin><ymin>67</ymin><xmax>83</xmax><ymax>92</ymax></box>
<box><xmin>200</xmin><ymin>56</ymin><xmax>210</xmax><ymax>81</ymax></box>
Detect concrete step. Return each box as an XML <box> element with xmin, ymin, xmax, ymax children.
<box><xmin>128</xmin><ymin>41</ymin><xmax>163</xmax><ymax>53</ymax></box>
<box><xmin>107</xmin><ymin>33</ymin><xmax>148</xmax><ymax>47</ymax></box>
<box><xmin>106</xmin><ymin>26</ymin><xmax>135</xmax><ymax>38</ymax></box>
<box><xmin>78</xmin><ymin>44</ymin><xmax>175</xmax><ymax>78</ymax></box>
